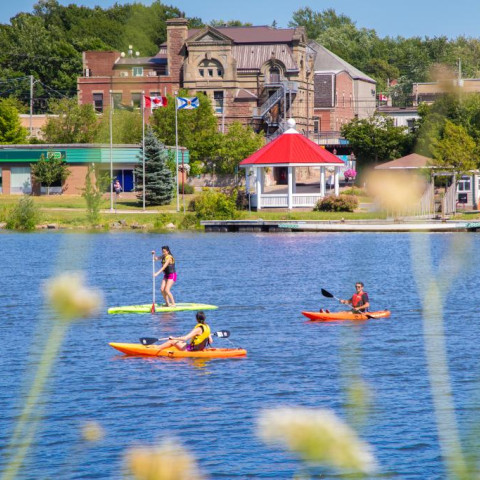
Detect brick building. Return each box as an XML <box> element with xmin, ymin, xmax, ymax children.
<box><xmin>78</xmin><ymin>19</ymin><xmax>375</xmax><ymax>140</ymax></box>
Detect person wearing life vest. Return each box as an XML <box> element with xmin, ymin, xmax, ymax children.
<box><xmin>153</xmin><ymin>246</ymin><xmax>177</xmax><ymax>307</ymax></box>
<box><xmin>340</xmin><ymin>282</ymin><xmax>370</xmax><ymax>312</ymax></box>
<box><xmin>155</xmin><ymin>311</ymin><xmax>212</xmax><ymax>352</ymax></box>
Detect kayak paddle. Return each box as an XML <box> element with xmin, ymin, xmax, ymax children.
<box><xmin>321</xmin><ymin>288</ymin><xmax>375</xmax><ymax>319</ymax></box>
<box><xmin>140</xmin><ymin>330</ymin><xmax>231</xmax><ymax>345</ymax></box>
<box><xmin>151</xmin><ymin>251</ymin><xmax>156</xmax><ymax>313</ymax></box>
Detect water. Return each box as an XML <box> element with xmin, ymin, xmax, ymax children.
<box><xmin>1</xmin><ymin>231</ymin><xmax>479</xmax><ymax>479</ymax></box>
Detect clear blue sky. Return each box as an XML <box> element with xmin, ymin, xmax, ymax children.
<box><xmin>2</xmin><ymin>0</ymin><xmax>480</xmax><ymax>39</ymax></box>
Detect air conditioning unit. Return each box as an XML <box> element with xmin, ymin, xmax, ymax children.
<box><xmin>120</xmin><ymin>71</ymin><xmax>129</xmax><ymax>77</ymax></box>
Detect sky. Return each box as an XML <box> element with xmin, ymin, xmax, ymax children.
<box><xmin>2</xmin><ymin>0</ymin><xmax>480</xmax><ymax>39</ymax></box>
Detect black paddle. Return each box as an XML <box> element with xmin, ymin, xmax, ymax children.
<box><xmin>321</xmin><ymin>288</ymin><xmax>375</xmax><ymax>319</ymax></box>
<box><xmin>140</xmin><ymin>330</ymin><xmax>230</xmax><ymax>345</ymax></box>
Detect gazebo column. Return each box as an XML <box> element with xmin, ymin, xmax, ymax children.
<box><xmin>320</xmin><ymin>166</ymin><xmax>325</xmax><ymax>197</ymax></box>
<box><xmin>288</xmin><ymin>166</ymin><xmax>293</xmax><ymax>209</ymax></box>
<box><xmin>292</xmin><ymin>167</ymin><xmax>296</xmax><ymax>193</ymax></box>
<box><xmin>256</xmin><ymin>166</ymin><xmax>263</xmax><ymax>210</ymax></box>
<box><xmin>334</xmin><ymin>167</ymin><xmax>340</xmax><ymax>196</ymax></box>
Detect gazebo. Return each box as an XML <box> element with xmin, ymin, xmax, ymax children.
<box><xmin>239</xmin><ymin>119</ymin><xmax>345</xmax><ymax>209</ymax></box>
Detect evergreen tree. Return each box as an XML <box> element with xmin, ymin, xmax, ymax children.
<box><xmin>134</xmin><ymin>128</ymin><xmax>174</xmax><ymax>206</ymax></box>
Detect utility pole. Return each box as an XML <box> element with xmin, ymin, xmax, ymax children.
<box><xmin>29</xmin><ymin>75</ymin><xmax>34</xmax><ymax>137</ymax></box>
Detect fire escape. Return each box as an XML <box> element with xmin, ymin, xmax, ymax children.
<box><xmin>252</xmin><ymin>77</ymin><xmax>299</xmax><ymax>140</ymax></box>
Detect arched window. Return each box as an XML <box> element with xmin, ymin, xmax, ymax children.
<box><xmin>198</xmin><ymin>59</ymin><xmax>223</xmax><ymax>78</ymax></box>
<box><xmin>269</xmin><ymin>67</ymin><xmax>280</xmax><ymax>83</ymax></box>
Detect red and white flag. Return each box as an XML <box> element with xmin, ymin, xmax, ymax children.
<box><xmin>144</xmin><ymin>95</ymin><xmax>168</xmax><ymax>110</ymax></box>
<box><xmin>378</xmin><ymin>94</ymin><xmax>388</xmax><ymax>102</ymax></box>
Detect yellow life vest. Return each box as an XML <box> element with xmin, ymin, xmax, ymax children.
<box><xmin>191</xmin><ymin>323</ymin><xmax>211</xmax><ymax>347</ymax></box>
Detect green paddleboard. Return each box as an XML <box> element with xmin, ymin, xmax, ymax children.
<box><xmin>107</xmin><ymin>302</ymin><xmax>218</xmax><ymax>314</ymax></box>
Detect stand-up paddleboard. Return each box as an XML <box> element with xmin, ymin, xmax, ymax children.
<box><xmin>108</xmin><ymin>303</ymin><xmax>218</xmax><ymax>314</ymax></box>
<box><xmin>109</xmin><ymin>343</ymin><xmax>246</xmax><ymax>358</ymax></box>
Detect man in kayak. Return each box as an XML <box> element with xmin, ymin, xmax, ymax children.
<box><xmin>155</xmin><ymin>311</ymin><xmax>213</xmax><ymax>352</ymax></box>
<box><xmin>340</xmin><ymin>282</ymin><xmax>370</xmax><ymax>313</ymax></box>
<box><xmin>153</xmin><ymin>246</ymin><xmax>176</xmax><ymax>307</ymax></box>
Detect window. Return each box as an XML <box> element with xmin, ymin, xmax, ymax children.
<box><xmin>458</xmin><ymin>176</ymin><xmax>471</xmax><ymax>192</ymax></box>
<box><xmin>198</xmin><ymin>59</ymin><xmax>223</xmax><ymax>78</ymax></box>
<box><xmin>112</xmin><ymin>93</ymin><xmax>122</xmax><ymax>109</ymax></box>
<box><xmin>132</xmin><ymin>67</ymin><xmax>143</xmax><ymax>77</ymax></box>
<box><xmin>313</xmin><ymin>117</ymin><xmax>319</xmax><ymax>134</ymax></box>
<box><xmin>269</xmin><ymin>67</ymin><xmax>280</xmax><ymax>83</ymax></box>
<box><xmin>93</xmin><ymin>93</ymin><xmax>103</xmax><ymax>113</ymax></box>
<box><xmin>131</xmin><ymin>93</ymin><xmax>141</xmax><ymax>108</ymax></box>
<box><xmin>214</xmin><ymin>91</ymin><xmax>224</xmax><ymax>114</ymax></box>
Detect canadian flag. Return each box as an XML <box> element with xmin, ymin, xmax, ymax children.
<box><xmin>378</xmin><ymin>94</ymin><xmax>388</xmax><ymax>102</ymax></box>
<box><xmin>144</xmin><ymin>95</ymin><xmax>168</xmax><ymax>110</ymax></box>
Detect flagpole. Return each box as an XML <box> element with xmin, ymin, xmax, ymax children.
<box><xmin>142</xmin><ymin>91</ymin><xmax>146</xmax><ymax>212</ymax></box>
<box><xmin>175</xmin><ymin>95</ymin><xmax>179</xmax><ymax>212</ymax></box>
<box><xmin>109</xmin><ymin>90</ymin><xmax>114</xmax><ymax>212</ymax></box>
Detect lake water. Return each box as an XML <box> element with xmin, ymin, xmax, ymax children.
<box><xmin>1</xmin><ymin>231</ymin><xmax>479</xmax><ymax>479</ymax></box>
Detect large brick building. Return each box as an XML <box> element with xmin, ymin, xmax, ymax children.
<box><xmin>78</xmin><ymin>18</ymin><xmax>375</xmax><ymax>141</ymax></box>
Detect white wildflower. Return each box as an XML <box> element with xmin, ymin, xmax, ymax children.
<box><xmin>45</xmin><ymin>272</ymin><xmax>103</xmax><ymax>321</ymax></box>
<box><xmin>258</xmin><ymin>407</ymin><xmax>377</xmax><ymax>474</ymax></box>
<box><xmin>127</xmin><ymin>439</ymin><xmax>202</xmax><ymax>480</ymax></box>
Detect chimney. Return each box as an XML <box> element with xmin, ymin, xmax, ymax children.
<box><xmin>167</xmin><ymin>18</ymin><xmax>188</xmax><ymax>82</ymax></box>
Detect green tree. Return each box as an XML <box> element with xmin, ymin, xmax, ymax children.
<box><xmin>150</xmin><ymin>91</ymin><xmax>220</xmax><ymax>164</ymax></box>
<box><xmin>82</xmin><ymin>164</ymin><xmax>110</xmax><ymax>225</ymax></box>
<box><xmin>215</xmin><ymin>122</ymin><xmax>264</xmax><ymax>174</ymax></box>
<box><xmin>134</xmin><ymin>128</ymin><xmax>174</xmax><ymax>206</ymax></box>
<box><xmin>30</xmin><ymin>152</ymin><xmax>70</xmax><ymax>195</ymax></box>
<box><xmin>0</xmin><ymin>98</ymin><xmax>28</xmax><ymax>144</ymax></box>
<box><xmin>95</xmin><ymin>108</ymin><xmax>142</xmax><ymax>144</ymax></box>
<box><xmin>42</xmin><ymin>98</ymin><xmax>99</xmax><ymax>143</ymax></box>
<box><xmin>431</xmin><ymin>120</ymin><xmax>477</xmax><ymax>175</ymax></box>
<box><xmin>341</xmin><ymin>114</ymin><xmax>412</xmax><ymax>170</ymax></box>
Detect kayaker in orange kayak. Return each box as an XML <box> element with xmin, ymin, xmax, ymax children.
<box><xmin>340</xmin><ymin>282</ymin><xmax>370</xmax><ymax>312</ymax></box>
<box><xmin>153</xmin><ymin>246</ymin><xmax>176</xmax><ymax>307</ymax></box>
<box><xmin>155</xmin><ymin>311</ymin><xmax>213</xmax><ymax>352</ymax></box>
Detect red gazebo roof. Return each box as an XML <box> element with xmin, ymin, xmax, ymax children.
<box><xmin>240</xmin><ymin>129</ymin><xmax>344</xmax><ymax>166</ymax></box>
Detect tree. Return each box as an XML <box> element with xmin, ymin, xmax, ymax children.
<box><xmin>214</xmin><ymin>122</ymin><xmax>264</xmax><ymax>174</ymax></box>
<box><xmin>31</xmin><ymin>152</ymin><xmax>70</xmax><ymax>194</ymax></box>
<box><xmin>134</xmin><ymin>128</ymin><xmax>174</xmax><ymax>206</ymax></box>
<box><xmin>42</xmin><ymin>98</ymin><xmax>99</xmax><ymax>143</ymax></box>
<box><xmin>0</xmin><ymin>98</ymin><xmax>28</xmax><ymax>144</ymax></box>
<box><xmin>81</xmin><ymin>164</ymin><xmax>110</xmax><ymax>225</ymax></box>
<box><xmin>150</xmin><ymin>91</ymin><xmax>220</xmax><ymax>164</ymax></box>
<box><xmin>95</xmin><ymin>108</ymin><xmax>142</xmax><ymax>144</ymax></box>
<box><xmin>431</xmin><ymin>120</ymin><xmax>477</xmax><ymax>175</ymax></box>
<box><xmin>341</xmin><ymin>114</ymin><xmax>412</xmax><ymax>171</ymax></box>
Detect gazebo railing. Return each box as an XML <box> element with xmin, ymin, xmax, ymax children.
<box><xmin>260</xmin><ymin>194</ymin><xmax>288</xmax><ymax>208</ymax></box>
<box><xmin>292</xmin><ymin>194</ymin><xmax>323</xmax><ymax>207</ymax></box>
<box><xmin>257</xmin><ymin>193</ymin><xmax>323</xmax><ymax>208</ymax></box>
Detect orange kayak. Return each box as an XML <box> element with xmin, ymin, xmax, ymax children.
<box><xmin>109</xmin><ymin>342</ymin><xmax>247</xmax><ymax>358</ymax></box>
<box><xmin>302</xmin><ymin>310</ymin><xmax>391</xmax><ymax>322</ymax></box>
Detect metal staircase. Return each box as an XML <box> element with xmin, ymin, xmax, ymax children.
<box><xmin>252</xmin><ymin>80</ymin><xmax>298</xmax><ymax>120</ymax></box>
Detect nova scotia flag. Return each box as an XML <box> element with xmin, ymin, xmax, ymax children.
<box><xmin>176</xmin><ymin>96</ymin><xmax>199</xmax><ymax>110</ymax></box>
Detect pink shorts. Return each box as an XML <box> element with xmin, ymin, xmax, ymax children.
<box><xmin>164</xmin><ymin>272</ymin><xmax>177</xmax><ymax>282</ymax></box>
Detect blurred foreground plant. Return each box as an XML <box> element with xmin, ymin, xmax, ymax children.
<box><xmin>2</xmin><ymin>272</ymin><xmax>103</xmax><ymax>480</ymax></box>
<box><xmin>258</xmin><ymin>407</ymin><xmax>376</xmax><ymax>476</ymax></box>
<box><xmin>127</xmin><ymin>439</ymin><xmax>202</xmax><ymax>480</ymax></box>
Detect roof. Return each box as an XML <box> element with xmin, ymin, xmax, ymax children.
<box><xmin>233</xmin><ymin>44</ymin><xmax>297</xmax><ymax>71</ymax></box>
<box><xmin>240</xmin><ymin>128</ymin><xmax>344</xmax><ymax>166</ymax></box>
<box><xmin>309</xmin><ymin>41</ymin><xmax>376</xmax><ymax>84</ymax></box>
<box><xmin>375</xmin><ymin>153</ymin><xmax>433</xmax><ymax>169</ymax></box>
<box><xmin>188</xmin><ymin>26</ymin><xmax>296</xmax><ymax>44</ymax></box>
<box><xmin>235</xmin><ymin>88</ymin><xmax>258</xmax><ymax>100</ymax></box>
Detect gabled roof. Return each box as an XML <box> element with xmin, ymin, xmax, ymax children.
<box><xmin>233</xmin><ymin>44</ymin><xmax>297</xmax><ymax>71</ymax></box>
<box><xmin>186</xmin><ymin>26</ymin><xmax>234</xmax><ymax>44</ymax></box>
<box><xmin>375</xmin><ymin>153</ymin><xmax>433</xmax><ymax>169</ymax></box>
<box><xmin>188</xmin><ymin>26</ymin><xmax>297</xmax><ymax>44</ymax></box>
<box><xmin>240</xmin><ymin>128</ymin><xmax>344</xmax><ymax>166</ymax></box>
<box><xmin>309</xmin><ymin>41</ymin><xmax>376</xmax><ymax>84</ymax></box>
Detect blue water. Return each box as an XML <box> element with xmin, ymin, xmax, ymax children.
<box><xmin>1</xmin><ymin>231</ymin><xmax>479</xmax><ymax>479</ymax></box>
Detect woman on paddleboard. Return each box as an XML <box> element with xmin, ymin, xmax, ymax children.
<box><xmin>153</xmin><ymin>246</ymin><xmax>177</xmax><ymax>307</ymax></box>
<box><xmin>155</xmin><ymin>311</ymin><xmax>212</xmax><ymax>352</ymax></box>
<box><xmin>340</xmin><ymin>282</ymin><xmax>370</xmax><ymax>312</ymax></box>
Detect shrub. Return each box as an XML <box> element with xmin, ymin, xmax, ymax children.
<box><xmin>190</xmin><ymin>189</ymin><xmax>239</xmax><ymax>220</ymax></box>
<box><xmin>6</xmin><ymin>196</ymin><xmax>39</xmax><ymax>230</ymax></box>
<box><xmin>82</xmin><ymin>165</ymin><xmax>110</xmax><ymax>225</ymax></box>
<box><xmin>342</xmin><ymin>187</ymin><xmax>365</xmax><ymax>196</ymax></box>
<box><xmin>313</xmin><ymin>195</ymin><xmax>359</xmax><ymax>212</ymax></box>
<box><xmin>153</xmin><ymin>213</ymin><xmax>176</xmax><ymax>229</ymax></box>
<box><xmin>180</xmin><ymin>213</ymin><xmax>199</xmax><ymax>229</ymax></box>
<box><xmin>179</xmin><ymin>183</ymin><xmax>195</xmax><ymax>194</ymax></box>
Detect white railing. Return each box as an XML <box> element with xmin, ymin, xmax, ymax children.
<box><xmin>258</xmin><ymin>193</ymin><xmax>323</xmax><ymax>208</ymax></box>
<box><xmin>293</xmin><ymin>194</ymin><xmax>322</xmax><ymax>207</ymax></box>
<box><xmin>260</xmin><ymin>194</ymin><xmax>288</xmax><ymax>207</ymax></box>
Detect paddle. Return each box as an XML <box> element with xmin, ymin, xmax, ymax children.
<box><xmin>321</xmin><ymin>288</ymin><xmax>375</xmax><ymax>319</ymax></box>
<box><xmin>151</xmin><ymin>251</ymin><xmax>156</xmax><ymax>313</ymax></box>
<box><xmin>140</xmin><ymin>330</ymin><xmax>231</xmax><ymax>345</ymax></box>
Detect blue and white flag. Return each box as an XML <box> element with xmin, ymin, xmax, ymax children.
<box><xmin>176</xmin><ymin>96</ymin><xmax>199</xmax><ymax>110</ymax></box>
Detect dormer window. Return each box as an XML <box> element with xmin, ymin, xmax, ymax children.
<box><xmin>198</xmin><ymin>59</ymin><xmax>223</xmax><ymax>78</ymax></box>
<box><xmin>132</xmin><ymin>67</ymin><xmax>143</xmax><ymax>77</ymax></box>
